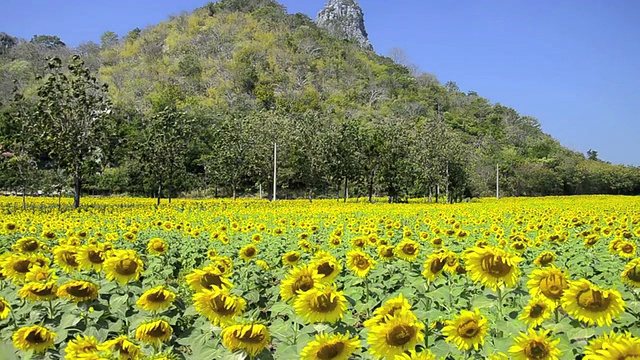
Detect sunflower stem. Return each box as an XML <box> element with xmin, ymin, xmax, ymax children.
<box><xmin>496</xmin><ymin>286</ymin><xmax>503</xmax><ymax>320</ymax></box>
<box><xmin>363</xmin><ymin>276</ymin><xmax>370</xmax><ymax>317</ymax></box>
<box><xmin>47</xmin><ymin>299</ymin><xmax>55</xmax><ymax>319</ymax></box>
<box><xmin>554</xmin><ymin>304</ymin><xmax>560</xmax><ymax>324</ymax></box>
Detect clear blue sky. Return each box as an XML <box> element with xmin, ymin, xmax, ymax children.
<box><xmin>3</xmin><ymin>1</ymin><xmax>639</xmax><ymax>165</ymax></box>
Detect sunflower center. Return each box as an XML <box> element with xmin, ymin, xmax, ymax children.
<box><xmin>209</xmin><ymin>295</ymin><xmax>236</xmax><ymax>315</ymax></box>
<box><xmin>310</xmin><ymin>293</ymin><xmax>339</xmax><ymax>313</ymax></box>
<box><xmin>539</xmin><ymin>254</ymin><xmax>554</xmax><ymax>265</ymax></box>
<box><xmin>316</xmin><ymin>342</ymin><xmax>345</xmax><ymax>359</ymax></box>
<box><xmin>577</xmin><ymin>289</ymin><xmax>611</xmax><ymax>312</ymax></box>
<box><xmin>88</xmin><ymin>250</ymin><xmax>105</xmax><ymax>264</ymax></box>
<box><xmin>386</xmin><ymin>324</ymin><xmax>416</xmax><ymax>347</ymax></box>
<box><xmin>430</xmin><ymin>257</ymin><xmax>446</xmax><ymax>274</ymax></box>
<box><xmin>115</xmin><ymin>259</ymin><xmax>138</xmax><ymax>275</ymax></box>
<box><xmin>7</xmin><ymin>223</ymin><xmax>16</xmax><ymax>230</ymax></box>
<box><xmin>354</xmin><ymin>256</ymin><xmax>370</xmax><ymax>270</ymax></box>
<box><xmin>200</xmin><ymin>273</ymin><xmax>225</xmax><ymax>289</ymax></box>
<box><xmin>243</xmin><ymin>247</ymin><xmax>256</xmax><ymax>257</ymax></box>
<box><xmin>0</xmin><ymin>301</ymin><xmax>5</xmax><ymax>312</ymax></box>
<box><xmin>433</xmin><ymin>238</ymin><xmax>443</xmax><ymax>245</ymax></box>
<box><xmin>316</xmin><ymin>262</ymin><xmax>335</xmax><ymax>277</ymax></box>
<box><xmin>292</xmin><ymin>275</ymin><xmax>315</xmax><ymax>293</ymax></box>
<box><xmin>621</xmin><ymin>244</ymin><xmax>634</xmax><ymax>253</ymax></box>
<box><xmin>148</xmin><ymin>292</ymin><xmax>167</xmax><ymax>303</ymax></box>
<box><xmin>539</xmin><ymin>275</ymin><xmax>566</xmax><ymax>299</ymax></box>
<box><xmin>147</xmin><ymin>324</ymin><xmax>169</xmax><ymax>338</ymax></box>
<box><xmin>13</xmin><ymin>259</ymin><xmax>31</xmax><ymax>274</ymax></box>
<box><xmin>381</xmin><ymin>247</ymin><xmax>394</xmax><ymax>258</ymax></box>
<box><xmin>513</xmin><ymin>242</ymin><xmax>525</xmax><ymax>250</ymax></box>
<box><xmin>524</xmin><ymin>340</ymin><xmax>549</xmax><ymax>359</ymax></box>
<box><xmin>25</xmin><ymin>330</ymin><xmax>46</xmax><ymax>344</ymax></box>
<box><xmin>480</xmin><ymin>254</ymin><xmax>512</xmax><ymax>277</ymax></box>
<box><xmin>402</xmin><ymin>244</ymin><xmax>417</xmax><ymax>255</ymax></box>
<box><xmin>62</xmin><ymin>252</ymin><xmax>79</xmax><ymax>267</ymax></box>
<box><xmin>22</xmin><ymin>239</ymin><xmax>40</xmax><ymax>252</ymax></box>
<box><xmin>32</xmin><ymin>284</ymin><xmax>56</xmax><ymax>296</ymax></box>
<box><xmin>287</xmin><ymin>254</ymin><xmax>300</xmax><ymax>262</ymax></box>
<box><xmin>457</xmin><ymin>320</ymin><xmax>479</xmax><ymax>338</ymax></box>
<box><xmin>529</xmin><ymin>304</ymin><xmax>545</xmax><ymax>318</ymax></box>
<box><xmin>626</xmin><ymin>266</ymin><xmax>640</xmax><ymax>282</ymax></box>
<box><xmin>152</xmin><ymin>243</ymin><xmax>166</xmax><ymax>252</ymax></box>
<box><xmin>66</xmin><ymin>284</ymin><xmax>93</xmax><ymax>298</ymax></box>
<box><xmin>236</xmin><ymin>327</ymin><xmax>265</xmax><ymax>343</ymax></box>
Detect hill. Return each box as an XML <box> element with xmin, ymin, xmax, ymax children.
<box><xmin>0</xmin><ymin>0</ymin><xmax>638</xmax><ymax>202</ymax></box>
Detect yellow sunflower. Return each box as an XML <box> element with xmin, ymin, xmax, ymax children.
<box><xmin>1</xmin><ymin>296</ymin><xmax>12</xmax><ymax>319</ymax></box>
<box><xmin>527</xmin><ymin>267</ymin><xmax>569</xmax><ymax>303</ymax></box>
<box><xmin>211</xmin><ymin>256</ymin><xmax>234</xmax><ymax>276</ymax></box>
<box><xmin>185</xmin><ymin>264</ymin><xmax>233</xmax><ymax>291</ymax></box>
<box><xmin>239</xmin><ymin>244</ymin><xmax>258</xmax><ymax>262</ymax></box>
<box><xmin>256</xmin><ymin>259</ymin><xmax>270</xmax><ymax>271</ymax></box>
<box><xmin>508</xmin><ymin>329</ymin><xmax>562</xmax><ymax>360</ymax></box>
<box><xmin>396</xmin><ymin>239</ymin><xmax>420</xmax><ymax>262</ymax></box>
<box><xmin>395</xmin><ymin>349</ymin><xmax>437</xmax><ymax>360</ymax></box>
<box><xmin>300</xmin><ymin>332</ymin><xmax>360</xmax><ymax>360</ymax></box>
<box><xmin>206</xmin><ymin>249</ymin><xmax>217</xmax><ymax>260</ymax></box>
<box><xmin>147</xmin><ymin>238</ymin><xmax>168</xmax><ymax>255</ymax></box>
<box><xmin>99</xmin><ymin>335</ymin><xmax>141</xmax><ymax>360</ymax></box>
<box><xmin>280</xmin><ymin>265</ymin><xmax>323</xmax><ymax>302</ymax></box>
<box><xmin>533</xmin><ymin>251</ymin><xmax>556</xmax><ymax>267</ymax></box>
<box><xmin>221</xmin><ymin>323</ymin><xmax>271</xmax><ymax>357</ymax></box>
<box><xmin>76</xmin><ymin>244</ymin><xmax>107</xmax><ymax>272</ymax></box>
<box><xmin>193</xmin><ymin>287</ymin><xmax>246</xmax><ymax>326</ymax></box>
<box><xmin>463</xmin><ymin>246</ymin><xmax>522</xmax><ymax>290</ymax></box>
<box><xmin>621</xmin><ymin>258</ymin><xmax>640</xmax><ymax>287</ymax></box>
<box><xmin>12</xmin><ymin>325</ymin><xmax>57</xmax><ymax>353</ymax></box>
<box><xmin>294</xmin><ymin>285</ymin><xmax>347</xmax><ymax>324</ymax></box>
<box><xmin>103</xmin><ymin>249</ymin><xmax>144</xmax><ymax>285</ymax></box>
<box><xmin>310</xmin><ymin>255</ymin><xmax>342</xmax><ymax>284</ymax></box>
<box><xmin>618</xmin><ymin>241</ymin><xmax>637</xmax><ymax>258</ymax></box>
<box><xmin>134</xmin><ymin>319</ymin><xmax>173</xmax><ymax>347</ymax></box>
<box><xmin>519</xmin><ymin>296</ymin><xmax>555</xmax><ymax>327</ymax></box>
<box><xmin>12</xmin><ymin>237</ymin><xmax>45</xmax><ymax>253</ymax></box>
<box><xmin>52</xmin><ymin>246</ymin><xmax>79</xmax><ymax>271</ymax></box>
<box><xmin>346</xmin><ymin>250</ymin><xmax>376</xmax><ymax>278</ymax></box>
<box><xmin>364</xmin><ymin>293</ymin><xmax>414</xmax><ymax>328</ymax></box>
<box><xmin>136</xmin><ymin>286</ymin><xmax>176</xmax><ymax>312</ymax></box>
<box><xmin>367</xmin><ymin>310</ymin><xmax>425</xmax><ymax>359</ymax></box>
<box><xmin>25</xmin><ymin>265</ymin><xmax>57</xmax><ymax>282</ymax></box>
<box><xmin>422</xmin><ymin>251</ymin><xmax>448</xmax><ymax>282</ymax></box>
<box><xmin>560</xmin><ymin>279</ymin><xmax>625</xmax><ymax>326</ymax></box>
<box><xmin>251</xmin><ymin>233</ymin><xmax>262</xmax><ymax>244</ymax></box>
<box><xmin>582</xmin><ymin>331</ymin><xmax>636</xmax><ymax>359</ymax></box>
<box><xmin>377</xmin><ymin>245</ymin><xmax>396</xmax><ymax>261</ymax></box>
<box><xmin>19</xmin><ymin>281</ymin><xmax>59</xmax><ymax>302</ymax></box>
<box><xmin>282</xmin><ymin>250</ymin><xmax>302</xmax><ymax>266</ymax></box>
<box><xmin>64</xmin><ymin>335</ymin><xmax>100</xmax><ymax>360</ymax></box>
<box><xmin>442</xmin><ymin>308</ymin><xmax>488</xmax><ymax>351</ymax></box>
<box><xmin>1</xmin><ymin>253</ymin><xmax>47</xmax><ymax>283</ymax></box>
<box><xmin>57</xmin><ymin>280</ymin><xmax>100</xmax><ymax>302</ymax></box>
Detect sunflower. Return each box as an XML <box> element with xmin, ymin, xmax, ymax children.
<box><xmin>239</xmin><ymin>244</ymin><xmax>258</xmax><ymax>262</ymax></box>
<box><xmin>300</xmin><ymin>332</ymin><xmax>360</xmax><ymax>360</ymax></box>
<box><xmin>442</xmin><ymin>308</ymin><xmax>488</xmax><ymax>351</ymax></box>
<box><xmin>329</xmin><ymin>236</ymin><xmax>342</xmax><ymax>248</ymax></box>
<box><xmin>282</xmin><ymin>251</ymin><xmax>302</xmax><ymax>266</ymax></box>
<box><xmin>533</xmin><ymin>251</ymin><xmax>556</xmax><ymax>267</ymax></box>
<box><xmin>346</xmin><ymin>250</ymin><xmax>376</xmax><ymax>278</ymax></box>
<box><xmin>221</xmin><ymin>323</ymin><xmax>271</xmax><ymax>357</ymax></box>
<box><xmin>280</xmin><ymin>265</ymin><xmax>323</xmax><ymax>302</ymax></box>
<box><xmin>1</xmin><ymin>253</ymin><xmax>44</xmax><ymax>283</ymax></box>
<box><xmin>527</xmin><ymin>267</ymin><xmax>569</xmax><ymax>303</ymax></box>
<box><xmin>463</xmin><ymin>246</ymin><xmax>522</xmax><ymax>290</ymax></box>
<box><xmin>395</xmin><ymin>349</ymin><xmax>437</xmax><ymax>360</ymax></box>
<box><xmin>618</xmin><ymin>241</ymin><xmax>637</xmax><ymax>258</ymax></box>
<box><xmin>508</xmin><ymin>328</ymin><xmax>562</xmax><ymax>360</ymax></box>
<box><xmin>294</xmin><ymin>285</ymin><xmax>347</xmax><ymax>324</ymax></box>
<box><xmin>135</xmin><ymin>319</ymin><xmax>173</xmax><ymax>347</ymax></box>
<box><xmin>206</xmin><ymin>249</ymin><xmax>218</xmax><ymax>260</ymax></box>
<box><xmin>422</xmin><ymin>251</ymin><xmax>448</xmax><ymax>282</ymax></box>
<box><xmin>256</xmin><ymin>259</ymin><xmax>270</xmax><ymax>271</ymax></box>
<box><xmin>193</xmin><ymin>287</ymin><xmax>246</xmax><ymax>326</ymax></box>
<box><xmin>310</xmin><ymin>255</ymin><xmax>342</xmax><ymax>284</ymax></box>
<box><xmin>396</xmin><ymin>239</ymin><xmax>420</xmax><ymax>262</ymax></box>
<box><xmin>621</xmin><ymin>258</ymin><xmax>640</xmax><ymax>287</ymax></box>
<box><xmin>25</xmin><ymin>265</ymin><xmax>57</xmax><ymax>282</ymax></box>
<box><xmin>12</xmin><ymin>237</ymin><xmax>45</xmax><ymax>253</ymax></box>
<box><xmin>364</xmin><ymin>293</ymin><xmax>415</xmax><ymax>328</ymax></box>
<box><xmin>19</xmin><ymin>281</ymin><xmax>59</xmax><ymax>301</ymax></box>
<box><xmin>147</xmin><ymin>238</ymin><xmax>168</xmax><ymax>255</ymax></box>
<box><xmin>377</xmin><ymin>245</ymin><xmax>396</xmax><ymax>261</ymax></box>
<box><xmin>430</xmin><ymin>237</ymin><xmax>444</xmax><ymax>248</ymax></box>
<box><xmin>251</xmin><ymin>233</ymin><xmax>262</xmax><ymax>244</ymax></box>
<box><xmin>103</xmin><ymin>249</ymin><xmax>144</xmax><ymax>285</ymax></box>
<box><xmin>367</xmin><ymin>310</ymin><xmax>425</xmax><ymax>359</ymax></box>
<box><xmin>211</xmin><ymin>256</ymin><xmax>234</xmax><ymax>276</ymax></box>
<box><xmin>99</xmin><ymin>336</ymin><xmax>141</xmax><ymax>360</ymax></box>
<box><xmin>1</xmin><ymin>296</ymin><xmax>12</xmax><ymax>319</ymax></box>
<box><xmin>561</xmin><ymin>279</ymin><xmax>625</xmax><ymax>326</ymax></box>
<box><xmin>299</xmin><ymin>239</ymin><xmax>314</xmax><ymax>253</ymax></box>
<box><xmin>52</xmin><ymin>245</ymin><xmax>80</xmax><ymax>273</ymax></box>
<box><xmin>185</xmin><ymin>264</ymin><xmax>233</xmax><ymax>291</ymax></box>
<box><xmin>583</xmin><ymin>331</ymin><xmax>636</xmax><ymax>359</ymax></box>
<box><xmin>443</xmin><ymin>251</ymin><xmax>460</xmax><ymax>273</ymax></box>
<box><xmin>589</xmin><ymin>336</ymin><xmax>640</xmax><ymax>359</ymax></box>
<box><xmin>12</xmin><ymin>325</ymin><xmax>57</xmax><ymax>353</ymax></box>
<box><xmin>77</xmin><ymin>244</ymin><xmax>107</xmax><ymax>272</ymax></box>
<box><xmin>136</xmin><ymin>286</ymin><xmax>176</xmax><ymax>312</ymax></box>
<box><xmin>64</xmin><ymin>335</ymin><xmax>100</xmax><ymax>360</ymax></box>
<box><xmin>519</xmin><ymin>296</ymin><xmax>554</xmax><ymax>327</ymax></box>
<box><xmin>58</xmin><ymin>280</ymin><xmax>100</xmax><ymax>302</ymax></box>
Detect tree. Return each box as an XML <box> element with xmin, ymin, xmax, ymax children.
<box><xmin>587</xmin><ymin>149</ymin><xmax>599</xmax><ymax>161</ymax></box>
<box><xmin>34</xmin><ymin>55</ymin><xmax>112</xmax><ymax>208</ymax></box>
<box><xmin>0</xmin><ymin>32</ymin><xmax>18</xmax><ymax>54</ymax></box>
<box><xmin>30</xmin><ymin>35</ymin><xmax>66</xmax><ymax>49</ymax></box>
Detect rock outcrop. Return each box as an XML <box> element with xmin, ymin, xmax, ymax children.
<box><xmin>316</xmin><ymin>0</ymin><xmax>373</xmax><ymax>50</ymax></box>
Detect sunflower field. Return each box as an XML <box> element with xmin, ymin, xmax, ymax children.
<box><xmin>1</xmin><ymin>195</ymin><xmax>640</xmax><ymax>360</ymax></box>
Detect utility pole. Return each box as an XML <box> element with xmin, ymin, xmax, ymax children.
<box><xmin>496</xmin><ymin>163</ymin><xmax>500</xmax><ymax>199</ymax></box>
<box><xmin>272</xmin><ymin>142</ymin><xmax>277</xmax><ymax>201</ymax></box>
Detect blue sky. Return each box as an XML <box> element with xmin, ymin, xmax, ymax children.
<box><xmin>3</xmin><ymin>1</ymin><xmax>639</xmax><ymax>165</ymax></box>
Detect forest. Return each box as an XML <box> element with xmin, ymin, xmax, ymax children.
<box><xmin>1</xmin><ymin>0</ymin><xmax>639</xmax><ymax>207</ymax></box>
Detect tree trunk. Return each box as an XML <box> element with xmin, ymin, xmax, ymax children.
<box><xmin>308</xmin><ymin>188</ymin><xmax>313</xmax><ymax>203</ymax></box>
<box><xmin>368</xmin><ymin>171</ymin><xmax>375</xmax><ymax>203</ymax></box>
<box><xmin>22</xmin><ymin>178</ymin><xmax>26</xmax><ymax>210</ymax></box>
<box><xmin>168</xmin><ymin>183</ymin><xmax>173</xmax><ymax>204</ymax></box>
<box><xmin>343</xmin><ymin>177</ymin><xmax>348</xmax><ymax>203</ymax></box>
<box><xmin>58</xmin><ymin>190</ymin><xmax>62</xmax><ymax>211</ymax></box>
<box><xmin>157</xmin><ymin>183</ymin><xmax>162</xmax><ymax>206</ymax></box>
<box><xmin>73</xmin><ymin>174</ymin><xmax>81</xmax><ymax>209</ymax></box>
<box><xmin>232</xmin><ymin>184</ymin><xmax>236</xmax><ymax>200</ymax></box>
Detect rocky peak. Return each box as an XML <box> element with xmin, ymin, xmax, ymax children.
<box><xmin>316</xmin><ymin>0</ymin><xmax>373</xmax><ymax>50</ymax></box>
